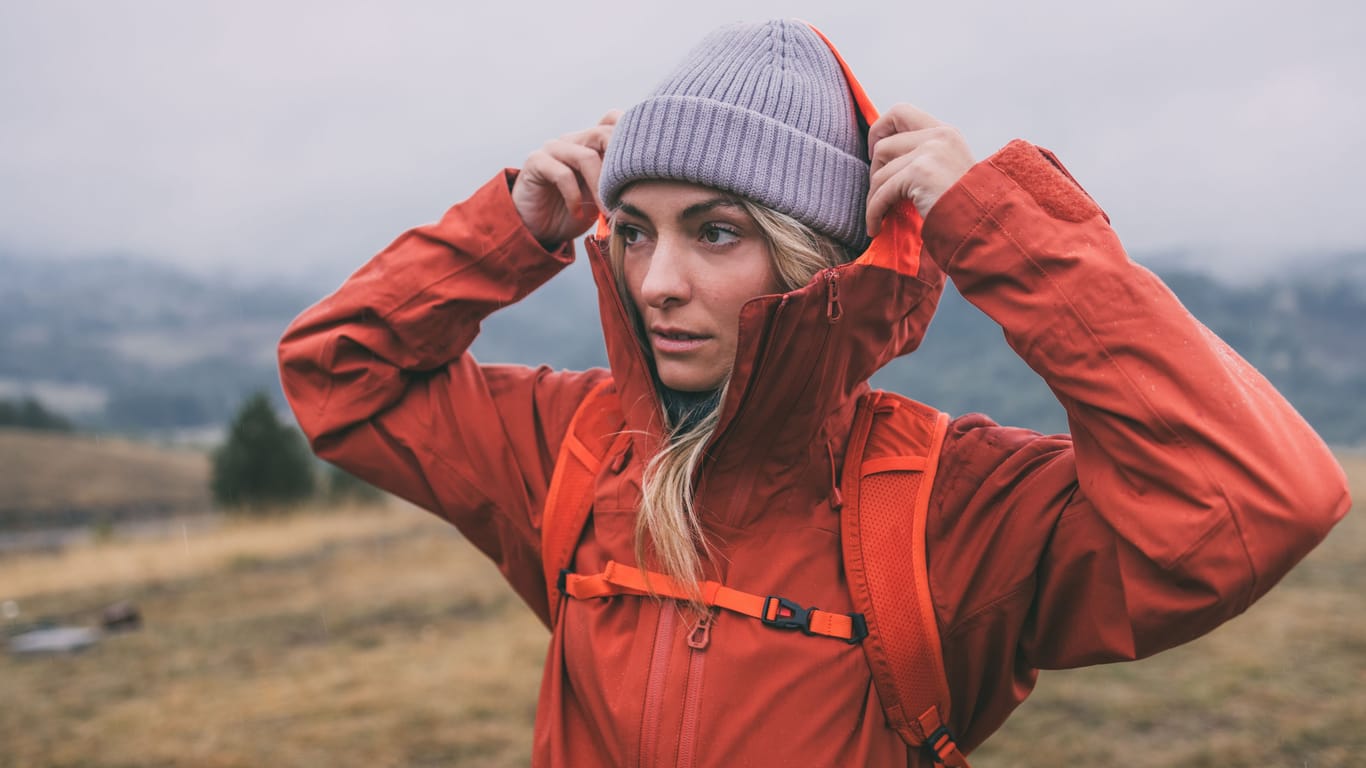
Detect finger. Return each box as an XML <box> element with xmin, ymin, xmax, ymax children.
<box><xmin>542</xmin><ymin>139</ymin><xmax>606</xmax><ymax>211</ymax></box>
<box><xmin>865</xmin><ymin>156</ymin><xmax>923</xmax><ymax>236</ymax></box>
<box><xmin>544</xmin><ymin>160</ymin><xmax>584</xmax><ymax>214</ymax></box>
<box><xmin>868</xmin><ymin>128</ymin><xmax>937</xmax><ymax>180</ymax></box>
<box><xmin>563</xmin><ymin>121</ymin><xmax>616</xmax><ymax>155</ymax></box>
<box><xmin>579</xmin><ymin>151</ymin><xmax>606</xmax><ymax>213</ymax></box>
<box><xmin>564</xmin><ymin>146</ymin><xmax>604</xmax><ymax>214</ymax></box>
<box><xmin>562</xmin><ymin>110</ymin><xmax>620</xmax><ymax>152</ymax></box>
<box><xmin>868</xmin><ymin>148</ymin><xmax>920</xmax><ymax>198</ymax></box>
<box><xmin>542</xmin><ymin>138</ymin><xmax>603</xmax><ymax>173</ymax></box>
<box><xmin>867</xmin><ymin>103</ymin><xmax>943</xmax><ymax>160</ymax></box>
<box><xmin>584</xmin><ymin>123</ymin><xmax>615</xmax><ymax>154</ymax></box>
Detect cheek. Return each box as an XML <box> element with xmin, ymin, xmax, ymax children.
<box><xmin>621</xmin><ymin>257</ymin><xmax>646</xmax><ymax>313</ymax></box>
<box><xmin>725</xmin><ymin>252</ymin><xmax>780</xmax><ymax>304</ymax></box>
<box><xmin>699</xmin><ymin>256</ymin><xmax>779</xmax><ymax>329</ymax></box>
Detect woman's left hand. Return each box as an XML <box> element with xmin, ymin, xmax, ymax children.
<box><xmin>865</xmin><ymin>103</ymin><xmax>976</xmax><ymax>235</ymax></box>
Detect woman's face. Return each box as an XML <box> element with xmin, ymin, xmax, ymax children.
<box><xmin>615</xmin><ymin>180</ymin><xmax>780</xmax><ymax>393</ymax></box>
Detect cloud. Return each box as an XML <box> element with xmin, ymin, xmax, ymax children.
<box><xmin>1</xmin><ymin>0</ymin><xmax>1362</xmax><ymax>285</ymax></box>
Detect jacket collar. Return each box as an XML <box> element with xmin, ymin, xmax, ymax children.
<box><xmin>583</xmin><ymin>23</ymin><xmax>946</xmax><ymax>527</ymax></box>
<box><xmin>583</xmin><ymin>215</ymin><xmax>943</xmax><ymax>527</ymax></box>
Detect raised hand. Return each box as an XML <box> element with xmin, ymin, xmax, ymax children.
<box><xmin>512</xmin><ymin>110</ymin><xmax>622</xmax><ymax>249</ymax></box>
<box><xmin>865</xmin><ymin>104</ymin><xmax>975</xmax><ymax>235</ymax></box>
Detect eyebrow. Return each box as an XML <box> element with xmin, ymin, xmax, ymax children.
<box><xmin>617</xmin><ymin>196</ymin><xmax>745</xmax><ymax>225</ymax></box>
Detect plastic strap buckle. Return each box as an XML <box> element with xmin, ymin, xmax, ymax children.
<box><xmin>761</xmin><ymin>596</ymin><xmax>816</xmax><ymax>635</ymax></box>
<box><xmin>924</xmin><ymin>724</ymin><xmax>960</xmax><ymax>764</ymax></box>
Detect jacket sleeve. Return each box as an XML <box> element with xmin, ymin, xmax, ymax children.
<box><xmin>277</xmin><ymin>170</ymin><xmax>609</xmax><ymax>622</ymax></box>
<box><xmin>918</xmin><ymin>141</ymin><xmax>1351</xmax><ymax>745</ymax></box>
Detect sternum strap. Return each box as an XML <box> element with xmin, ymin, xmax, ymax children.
<box><xmin>562</xmin><ymin>560</ymin><xmax>867</xmax><ymax>644</ymax></box>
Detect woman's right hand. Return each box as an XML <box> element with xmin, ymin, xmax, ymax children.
<box><xmin>512</xmin><ymin>110</ymin><xmax>621</xmax><ymax>249</ymax></box>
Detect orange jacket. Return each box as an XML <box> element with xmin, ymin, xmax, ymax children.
<box><xmin>278</xmin><ymin>141</ymin><xmax>1350</xmax><ymax>766</ymax></box>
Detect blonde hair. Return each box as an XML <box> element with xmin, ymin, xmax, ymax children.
<box><xmin>607</xmin><ymin>196</ymin><xmax>850</xmax><ymax>604</ymax></box>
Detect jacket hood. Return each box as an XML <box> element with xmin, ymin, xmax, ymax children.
<box><xmin>585</xmin><ymin>24</ymin><xmax>945</xmax><ymax>526</ymax></box>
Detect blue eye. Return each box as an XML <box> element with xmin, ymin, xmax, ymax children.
<box><xmin>701</xmin><ymin>225</ymin><xmax>739</xmax><ymax>245</ymax></box>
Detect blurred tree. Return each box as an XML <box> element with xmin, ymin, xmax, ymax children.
<box><xmin>212</xmin><ymin>392</ymin><xmax>315</xmax><ymax>509</ymax></box>
<box><xmin>0</xmin><ymin>396</ymin><xmax>72</xmax><ymax>431</ymax></box>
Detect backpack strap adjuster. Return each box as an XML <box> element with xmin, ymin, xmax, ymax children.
<box><xmin>923</xmin><ymin>724</ymin><xmax>964</xmax><ymax>764</ymax></box>
<box><xmin>847</xmin><ymin>612</ymin><xmax>869</xmax><ymax>645</ymax></box>
<box><xmin>761</xmin><ymin>595</ymin><xmax>816</xmax><ymax>634</ymax></box>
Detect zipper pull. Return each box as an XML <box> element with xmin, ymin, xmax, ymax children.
<box><xmin>687</xmin><ymin>611</ymin><xmax>714</xmax><ymax>650</ymax></box>
<box><xmin>825</xmin><ymin>269</ymin><xmax>843</xmax><ymax>323</ymax></box>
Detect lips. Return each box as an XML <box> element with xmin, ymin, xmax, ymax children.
<box><xmin>650</xmin><ymin>327</ymin><xmax>710</xmax><ymax>354</ymax></box>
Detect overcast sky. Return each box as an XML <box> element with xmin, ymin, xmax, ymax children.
<box><xmin>2</xmin><ymin>1</ymin><xmax>1362</xmax><ymax>288</ymax></box>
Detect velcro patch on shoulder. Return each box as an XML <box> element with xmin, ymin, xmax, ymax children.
<box><xmin>989</xmin><ymin>140</ymin><xmax>1105</xmax><ymax>224</ymax></box>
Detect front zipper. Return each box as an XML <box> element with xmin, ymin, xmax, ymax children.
<box><xmin>676</xmin><ymin>611</ymin><xmax>713</xmax><ymax>768</ymax></box>
<box><xmin>638</xmin><ymin>606</ymin><xmax>676</xmax><ymax>766</ymax></box>
<box><xmin>639</xmin><ymin>606</ymin><xmax>712</xmax><ymax>768</ymax></box>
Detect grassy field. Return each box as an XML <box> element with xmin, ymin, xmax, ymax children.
<box><xmin>0</xmin><ymin>428</ymin><xmax>209</xmax><ymax>526</ymax></box>
<box><xmin>1</xmin><ymin>456</ymin><xmax>1361</xmax><ymax>767</ymax></box>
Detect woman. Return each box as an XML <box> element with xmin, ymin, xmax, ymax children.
<box><xmin>278</xmin><ymin>19</ymin><xmax>1350</xmax><ymax>766</ymax></box>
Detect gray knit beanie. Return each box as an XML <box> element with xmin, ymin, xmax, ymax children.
<box><xmin>599</xmin><ymin>19</ymin><xmax>869</xmax><ymax>252</ymax></box>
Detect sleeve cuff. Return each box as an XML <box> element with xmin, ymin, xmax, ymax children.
<box><xmin>460</xmin><ymin>168</ymin><xmax>576</xmax><ymax>262</ymax></box>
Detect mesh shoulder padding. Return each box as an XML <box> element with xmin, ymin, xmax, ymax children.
<box><xmin>859</xmin><ymin>471</ymin><xmax>942</xmax><ymax>702</ymax></box>
<box><xmin>842</xmin><ymin>392</ymin><xmax>966</xmax><ymax>765</ymax></box>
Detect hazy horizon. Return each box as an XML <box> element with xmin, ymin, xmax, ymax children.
<box><xmin>3</xmin><ymin>1</ymin><xmax>1363</xmax><ymax>289</ymax></box>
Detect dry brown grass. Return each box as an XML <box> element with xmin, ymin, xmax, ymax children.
<box><xmin>1</xmin><ymin>503</ymin><xmax>546</xmax><ymax>768</ymax></box>
<box><xmin>1</xmin><ymin>456</ymin><xmax>1361</xmax><ymax>767</ymax></box>
<box><xmin>0</xmin><ymin>428</ymin><xmax>209</xmax><ymax>514</ymax></box>
<box><xmin>0</xmin><ymin>504</ymin><xmax>422</xmax><ymax>599</ymax></box>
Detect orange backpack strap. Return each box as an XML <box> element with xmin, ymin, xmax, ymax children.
<box><xmin>842</xmin><ymin>391</ymin><xmax>967</xmax><ymax>766</ymax></box>
<box><xmin>540</xmin><ymin>379</ymin><xmax>628</xmax><ymax>627</ymax></box>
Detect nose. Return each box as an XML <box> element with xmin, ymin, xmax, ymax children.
<box><xmin>638</xmin><ymin>235</ymin><xmax>692</xmax><ymax>308</ymax></box>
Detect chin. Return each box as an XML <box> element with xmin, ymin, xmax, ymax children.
<box><xmin>656</xmin><ymin>365</ymin><xmax>723</xmax><ymax>393</ymax></box>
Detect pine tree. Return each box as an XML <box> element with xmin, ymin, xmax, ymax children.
<box><xmin>211</xmin><ymin>392</ymin><xmax>315</xmax><ymax>509</ymax></box>
<box><xmin>0</xmin><ymin>396</ymin><xmax>72</xmax><ymax>431</ymax></box>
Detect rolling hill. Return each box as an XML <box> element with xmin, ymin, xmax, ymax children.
<box><xmin>0</xmin><ymin>427</ymin><xmax>209</xmax><ymax>530</ymax></box>
<box><xmin>2</xmin><ymin>247</ymin><xmax>1363</xmax><ymax>445</ymax></box>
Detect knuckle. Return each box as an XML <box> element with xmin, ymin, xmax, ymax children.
<box><xmin>938</xmin><ymin>125</ymin><xmax>965</xmax><ymax>144</ymax></box>
<box><xmin>907</xmin><ymin>154</ymin><xmax>933</xmax><ymax>175</ymax></box>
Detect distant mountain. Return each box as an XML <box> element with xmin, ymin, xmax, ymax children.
<box><xmin>0</xmin><ymin>251</ymin><xmax>310</xmax><ymax>430</ymax></box>
<box><xmin>1</xmin><ymin>249</ymin><xmax>1363</xmax><ymax>446</ymax></box>
<box><xmin>873</xmin><ymin>266</ymin><xmax>1366</xmax><ymax>446</ymax></box>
